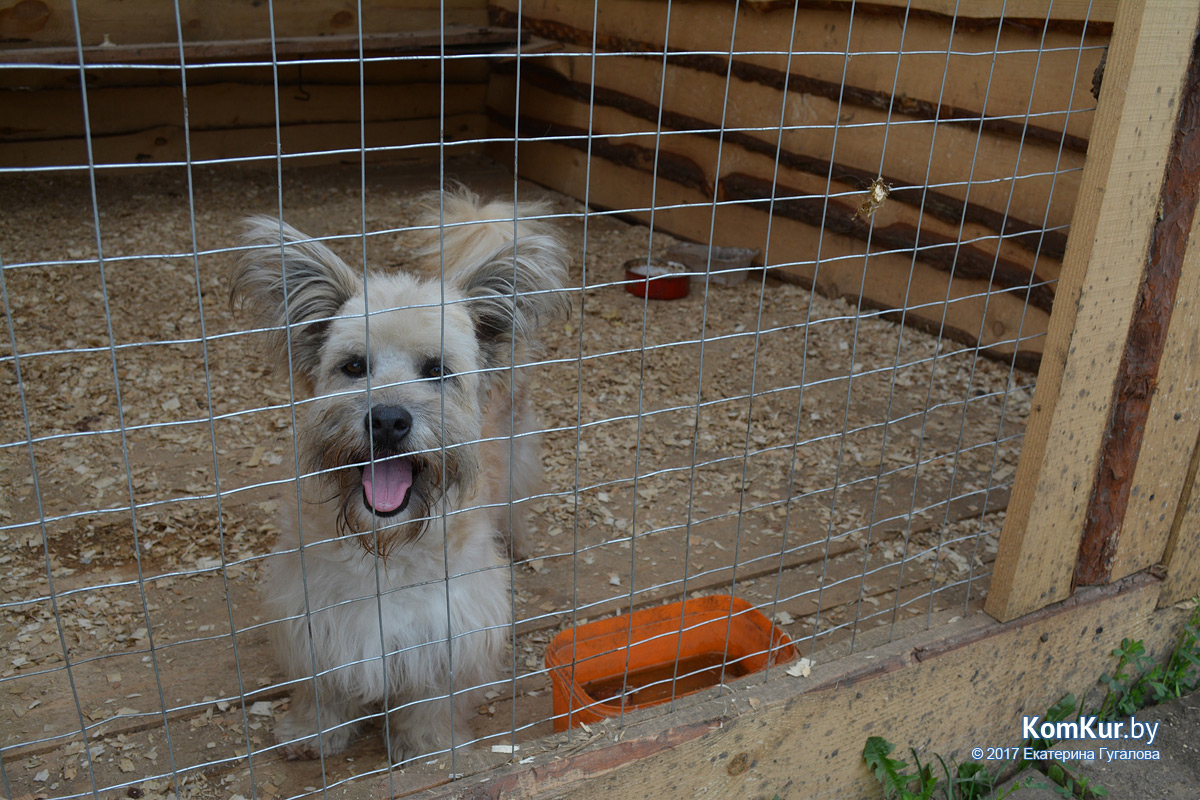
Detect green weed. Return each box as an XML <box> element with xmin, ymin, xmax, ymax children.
<box><xmin>862</xmin><ymin>599</ymin><xmax>1199</xmax><ymax>799</ymax></box>
<box><xmin>862</xmin><ymin>736</ymin><xmax>1025</xmax><ymax>800</ymax></box>
<box><xmin>1097</xmin><ymin>602</ymin><xmax>1200</xmax><ymax>719</ymax></box>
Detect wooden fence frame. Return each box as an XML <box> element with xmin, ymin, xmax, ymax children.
<box><xmin>987</xmin><ymin>0</ymin><xmax>1200</xmax><ymax>620</ymax></box>
<box><xmin>3</xmin><ymin>0</ymin><xmax>1198</xmax><ymax>797</ymax></box>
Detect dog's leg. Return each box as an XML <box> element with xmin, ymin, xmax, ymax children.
<box><xmin>504</xmin><ymin>395</ymin><xmax>544</xmax><ymax>561</ymax></box>
<box><xmin>385</xmin><ymin>694</ymin><xmax>476</xmax><ymax>764</ymax></box>
<box><xmin>275</xmin><ymin>681</ymin><xmax>364</xmax><ymax>760</ymax></box>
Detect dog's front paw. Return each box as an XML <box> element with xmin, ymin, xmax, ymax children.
<box><xmin>386</xmin><ymin>704</ymin><xmax>475</xmax><ymax>764</ymax></box>
<box><xmin>388</xmin><ymin>731</ymin><xmax>459</xmax><ymax>765</ymax></box>
<box><xmin>274</xmin><ymin>696</ymin><xmax>360</xmax><ymax>760</ymax></box>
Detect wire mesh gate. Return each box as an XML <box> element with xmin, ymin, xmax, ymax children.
<box><xmin>3</xmin><ymin>1</ymin><xmax>1177</xmax><ymax>799</ymax></box>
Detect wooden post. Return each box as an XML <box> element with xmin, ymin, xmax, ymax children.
<box><xmin>1112</xmin><ymin>196</ymin><xmax>1200</xmax><ymax>586</ymax></box>
<box><xmin>985</xmin><ymin>0</ymin><xmax>1200</xmax><ymax>622</ymax></box>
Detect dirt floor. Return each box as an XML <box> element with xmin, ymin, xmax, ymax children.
<box><xmin>0</xmin><ymin>156</ymin><xmax>1033</xmax><ymax>799</ymax></box>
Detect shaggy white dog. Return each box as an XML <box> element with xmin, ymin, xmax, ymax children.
<box><xmin>231</xmin><ymin>189</ymin><xmax>567</xmax><ymax>762</ymax></box>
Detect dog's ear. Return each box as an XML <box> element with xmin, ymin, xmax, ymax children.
<box><xmin>230</xmin><ymin>216</ymin><xmax>362</xmax><ymax>381</ymax></box>
<box><xmin>452</xmin><ymin>233</ymin><xmax>570</xmax><ymax>370</ymax></box>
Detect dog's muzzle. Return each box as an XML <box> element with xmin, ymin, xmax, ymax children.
<box><xmin>361</xmin><ymin>405</ymin><xmax>416</xmax><ymax>516</ymax></box>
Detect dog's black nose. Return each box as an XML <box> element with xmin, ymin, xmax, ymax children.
<box><xmin>366</xmin><ymin>405</ymin><xmax>412</xmax><ymax>451</ymax></box>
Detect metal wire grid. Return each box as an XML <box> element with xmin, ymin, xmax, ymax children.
<box><xmin>0</xmin><ymin>1</ymin><xmax>1101</xmax><ymax>798</ymax></box>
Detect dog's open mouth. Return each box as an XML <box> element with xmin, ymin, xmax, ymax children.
<box><xmin>360</xmin><ymin>456</ymin><xmax>416</xmax><ymax>517</ymax></box>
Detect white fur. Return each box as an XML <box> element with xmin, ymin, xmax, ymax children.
<box><xmin>266</xmin><ymin>499</ymin><xmax>508</xmax><ymax>761</ymax></box>
<box><xmin>232</xmin><ymin>189</ymin><xmax>567</xmax><ymax>763</ymax></box>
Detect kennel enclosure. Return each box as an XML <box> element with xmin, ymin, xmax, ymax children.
<box><xmin>3</xmin><ymin>1</ymin><xmax>1200</xmax><ymax>798</ymax></box>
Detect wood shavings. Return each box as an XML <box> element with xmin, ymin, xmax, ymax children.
<box><xmin>785</xmin><ymin>658</ymin><xmax>813</xmax><ymax>678</ymax></box>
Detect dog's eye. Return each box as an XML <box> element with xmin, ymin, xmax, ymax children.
<box><xmin>341</xmin><ymin>357</ymin><xmax>367</xmax><ymax>378</ymax></box>
<box><xmin>423</xmin><ymin>360</ymin><xmax>451</xmax><ymax>381</ymax></box>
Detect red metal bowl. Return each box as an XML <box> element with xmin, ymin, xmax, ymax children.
<box><xmin>624</xmin><ymin>260</ymin><xmax>690</xmax><ymax>300</ymax></box>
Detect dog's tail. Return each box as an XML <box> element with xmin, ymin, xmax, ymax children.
<box><xmin>413</xmin><ymin>185</ymin><xmax>556</xmax><ymax>278</ymax></box>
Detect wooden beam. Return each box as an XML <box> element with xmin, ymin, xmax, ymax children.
<box><xmin>6</xmin><ymin>81</ymin><xmax>486</xmax><ymax>141</ymax></box>
<box><xmin>740</xmin><ymin>0</ymin><xmax>1117</xmax><ymax>21</ymax></box>
<box><xmin>0</xmin><ymin>114</ymin><xmax>487</xmax><ymax>169</ymax></box>
<box><xmin>491</xmin><ymin>70</ymin><xmax>1062</xmax><ymax>294</ymax></box>
<box><xmin>985</xmin><ymin>0</ymin><xmax>1200</xmax><ymax>622</ymax></box>
<box><xmin>429</xmin><ymin>576</ymin><xmax>1183</xmax><ymax>800</ymax></box>
<box><xmin>1109</xmin><ymin>194</ymin><xmax>1200</xmax><ymax>582</ymax></box>
<box><xmin>0</xmin><ymin>0</ymin><xmax>487</xmax><ymax>47</ymax></box>
<box><xmin>1075</xmin><ymin>29</ymin><xmax>1200</xmax><ymax>585</ymax></box>
<box><xmin>0</xmin><ymin>27</ymin><xmax>522</xmax><ymax>66</ymax></box>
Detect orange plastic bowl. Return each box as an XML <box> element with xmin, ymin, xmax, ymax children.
<box><xmin>544</xmin><ymin>595</ymin><xmax>794</xmax><ymax>731</ymax></box>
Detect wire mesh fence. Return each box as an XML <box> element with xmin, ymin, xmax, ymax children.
<box><xmin>1</xmin><ymin>1</ymin><xmax>1108</xmax><ymax>798</ymax></box>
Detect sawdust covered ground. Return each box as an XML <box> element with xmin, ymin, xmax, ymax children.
<box><xmin>0</xmin><ymin>157</ymin><xmax>1031</xmax><ymax>798</ymax></box>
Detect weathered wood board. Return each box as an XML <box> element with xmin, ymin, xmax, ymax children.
<box><xmin>489</xmin><ymin>62</ymin><xmax>1066</xmax><ymax>293</ymax></box>
<box><xmin>3</xmin><ymin>113</ymin><xmax>487</xmax><ymax>168</ymax></box>
<box><xmin>1</xmin><ymin>56</ymin><xmax>499</xmax><ymax>167</ymax></box>
<box><xmin>1112</xmin><ymin>197</ymin><xmax>1200</xmax><ymax>581</ymax></box>
<box><xmin>0</xmin><ymin>0</ymin><xmax>487</xmax><ymax>46</ymax></box>
<box><xmin>486</xmin><ymin>127</ymin><xmax>1051</xmax><ymax>366</ymax></box>
<box><xmin>430</xmin><ymin>575</ymin><xmax>1184</xmax><ymax>800</ymax></box>
<box><xmin>489</xmin><ymin>0</ymin><xmax>1109</xmax><ymax>144</ymax></box>
<box><xmin>3</xmin><ymin>75</ymin><xmax>488</xmax><ymax>167</ymax></box>
<box><xmin>482</xmin><ymin>0</ymin><xmax>1104</xmax><ymax>367</ymax></box>
<box><xmin>492</xmin><ymin>48</ymin><xmax>1089</xmax><ymax>234</ymax></box>
<box><xmin>987</xmin><ymin>0</ymin><xmax>1200</xmax><ymax>621</ymax></box>
<box><xmin>1161</xmin><ymin>458</ymin><xmax>1200</xmax><ymax>604</ymax></box>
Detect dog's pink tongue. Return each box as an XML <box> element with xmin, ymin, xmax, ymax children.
<box><xmin>363</xmin><ymin>458</ymin><xmax>412</xmax><ymax>513</ymax></box>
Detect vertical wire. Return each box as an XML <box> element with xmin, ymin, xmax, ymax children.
<box><xmin>564</xmin><ymin>0</ymin><xmax>604</xmax><ymax>738</ymax></box>
<box><xmin>437</xmin><ymin>0</ymin><xmax>459</xmax><ymax>775</ymax></box>
<box><xmin>926</xmin><ymin>2</ymin><xmax>1057</xmax><ymax>604</ymax></box>
<box><xmin>798</xmin><ymin>1</ymin><xmax>860</xmax><ymax>659</ymax></box>
<box><xmin>263</xmin><ymin>0</ymin><xmax>335</xmax><ymax>792</ymax></box>
<box><xmin>615</xmin><ymin>0</ymin><xmax>676</xmax><ymax>727</ymax></box>
<box><xmin>881</xmin><ymin>0</ymin><xmax>967</xmax><ymax>636</ymax></box>
<box><xmin>504</xmin><ymin>0</ymin><xmax>525</xmax><ymax>758</ymax></box>
<box><xmin>600</xmin><ymin>0</ymin><xmax>676</xmax><ymax>724</ymax></box>
<box><xmin>0</xmin><ymin>723</ymin><xmax>8</xmax><ymax>798</ymax></box>
<box><xmin>0</xmin><ymin>249</ymin><xmax>102</xmax><ymax>799</ymax></box>
<box><xmin>616</xmin><ymin>59</ymin><xmax>679</xmax><ymax>729</ymax></box>
<box><xmin>964</xmin><ymin>1</ymin><xmax>1096</xmax><ymax>609</ymax></box>
<box><xmin>898</xmin><ymin>0</ymin><xmax>1012</xmax><ymax>626</ymax></box>
<box><xmin>758</xmin><ymin>0</ymin><xmax>807</xmax><ymax>682</ymax></box>
<box><xmin>65</xmin><ymin>0</ymin><xmax>184</xmax><ymax>793</ymax></box>
<box><xmin>845</xmin><ymin>0</ymin><xmax>918</xmax><ymax>653</ymax></box>
<box><xmin>819</xmin><ymin>0</ymin><xmax>920</xmax><ymax>655</ymax></box>
<box><xmin>352</xmin><ymin>1</ymin><xmax>398</xmax><ymax>788</ymax></box>
<box><xmin>505</xmin><ymin>0</ymin><xmax>523</xmax><ymax>758</ymax></box>
<box><xmin>168</xmin><ymin>0</ymin><xmax>258</xmax><ymax>790</ymax></box>
<box><xmin>681</xmin><ymin>0</ymin><xmax>765</xmax><ymax>693</ymax></box>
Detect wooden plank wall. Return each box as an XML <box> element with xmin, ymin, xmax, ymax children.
<box><xmin>0</xmin><ymin>0</ymin><xmax>498</xmax><ymax>168</ymax></box>
<box><xmin>0</xmin><ymin>0</ymin><xmax>488</xmax><ymax>46</ymax></box>
<box><xmin>2</xmin><ymin>59</ymin><xmax>492</xmax><ymax>168</ymax></box>
<box><xmin>485</xmin><ymin>0</ymin><xmax>1114</xmax><ymax>367</ymax></box>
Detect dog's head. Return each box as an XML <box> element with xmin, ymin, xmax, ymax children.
<box><xmin>230</xmin><ymin>193</ymin><xmax>567</xmax><ymax>553</ymax></box>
